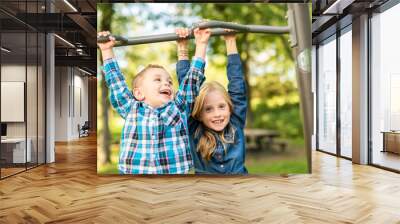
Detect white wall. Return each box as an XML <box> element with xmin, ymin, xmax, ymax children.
<box><xmin>1</xmin><ymin>65</ymin><xmax>25</xmax><ymax>81</ymax></box>
<box><xmin>54</xmin><ymin>67</ymin><xmax>89</xmax><ymax>141</ymax></box>
<box><xmin>73</xmin><ymin>73</ymin><xmax>89</xmax><ymax>137</ymax></box>
<box><xmin>55</xmin><ymin>66</ymin><xmax>68</xmax><ymax>141</ymax></box>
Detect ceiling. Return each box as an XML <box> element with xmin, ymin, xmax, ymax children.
<box><xmin>312</xmin><ymin>0</ymin><xmax>390</xmax><ymax>44</ymax></box>
<box><xmin>0</xmin><ymin>0</ymin><xmax>96</xmax><ymax>75</ymax></box>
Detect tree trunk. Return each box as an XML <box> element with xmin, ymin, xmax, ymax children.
<box><xmin>101</xmin><ymin>75</ymin><xmax>111</xmax><ymax>164</ymax></box>
<box><xmin>99</xmin><ymin>5</ymin><xmax>114</xmax><ymax>164</ymax></box>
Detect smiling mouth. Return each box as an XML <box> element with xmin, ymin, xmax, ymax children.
<box><xmin>212</xmin><ymin>119</ymin><xmax>224</xmax><ymax>124</ymax></box>
<box><xmin>159</xmin><ymin>89</ymin><xmax>172</xmax><ymax>97</ymax></box>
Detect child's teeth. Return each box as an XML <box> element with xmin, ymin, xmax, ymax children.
<box><xmin>213</xmin><ymin>120</ymin><xmax>222</xmax><ymax>124</ymax></box>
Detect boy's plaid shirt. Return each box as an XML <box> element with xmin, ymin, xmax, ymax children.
<box><xmin>103</xmin><ymin>58</ymin><xmax>205</xmax><ymax>174</ymax></box>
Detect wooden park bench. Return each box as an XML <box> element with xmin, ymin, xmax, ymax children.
<box><xmin>244</xmin><ymin>128</ymin><xmax>280</xmax><ymax>151</ymax></box>
<box><xmin>271</xmin><ymin>139</ymin><xmax>288</xmax><ymax>152</ymax></box>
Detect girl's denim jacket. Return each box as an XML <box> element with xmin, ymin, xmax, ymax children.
<box><xmin>177</xmin><ymin>54</ymin><xmax>248</xmax><ymax>174</ymax></box>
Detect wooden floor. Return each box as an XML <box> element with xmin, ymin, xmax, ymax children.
<box><xmin>0</xmin><ymin>167</ymin><xmax>26</xmax><ymax>177</ymax></box>
<box><xmin>372</xmin><ymin>150</ymin><xmax>400</xmax><ymax>171</ymax></box>
<box><xmin>0</xmin><ymin>135</ymin><xmax>400</xmax><ymax>223</ymax></box>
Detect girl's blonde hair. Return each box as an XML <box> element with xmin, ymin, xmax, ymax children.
<box><xmin>192</xmin><ymin>81</ymin><xmax>235</xmax><ymax>161</ymax></box>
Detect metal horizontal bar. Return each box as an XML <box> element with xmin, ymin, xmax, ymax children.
<box><xmin>98</xmin><ymin>20</ymin><xmax>290</xmax><ymax>47</ymax></box>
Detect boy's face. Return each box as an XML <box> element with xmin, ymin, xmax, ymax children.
<box><xmin>200</xmin><ymin>90</ymin><xmax>231</xmax><ymax>132</ymax></box>
<box><xmin>134</xmin><ymin>68</ymin><xmax>174</xmax><ymax>108</ymax></box>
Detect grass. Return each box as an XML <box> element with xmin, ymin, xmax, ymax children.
<box><xmin>245</xmin><ymin>141</ymin><xmax>308</xmax><ymax>174</ymax></box>
<box><xmin>98</xmin><ymin>144</ymin><xmax>309</xmax><ymax>175</ymax></box>
<box><xmin>98</xmin><ymin>159</ymin><xmax>308</xmax><ymax>175</ymax></box>
<box><xmin>97</xmin><ymin>144</ymin><xmax>119</xmax><ymax>174</ymax></box>
<box><xmin>246</xmin><ymin>159</ymin><xmax>308</xmax><ymax>174</ymax></box>
<box><xmin>98</xmin><ymin>162</ymin><xmax>119</xmax><ymax>174</ymax></box>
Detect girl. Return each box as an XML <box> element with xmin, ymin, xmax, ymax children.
<box><xmin>176</xmin><ymin>28</ymin><xmax>248</xmax><ymax>174</ymax></box>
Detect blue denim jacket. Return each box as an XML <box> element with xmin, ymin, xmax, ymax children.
<box><xmin>177</xmin><ymin>54</ymin><xmax>248</xmax><ymax>174</ymax></box>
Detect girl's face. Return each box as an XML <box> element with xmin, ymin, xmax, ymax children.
<box><xmin>200</xmin><ymin>90</ymin><xmax>231</xmax><ymax>132</ymax></box>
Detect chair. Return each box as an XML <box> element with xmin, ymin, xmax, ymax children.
<box><xmin>79</xmin><ymin>121</ymin><xmax>90</xmax><ymax>138</ymax></box>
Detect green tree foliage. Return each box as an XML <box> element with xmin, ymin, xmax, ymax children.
<box><xmin>252</xmin><ymin>73</ymin><xmax>303</xmax><ymax>140</ymax></box>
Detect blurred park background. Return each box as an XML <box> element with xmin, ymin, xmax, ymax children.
<box><xmin>97</xmin><ymin>3</ymin><xmax>309</xmax><ymax>174</ymax></box>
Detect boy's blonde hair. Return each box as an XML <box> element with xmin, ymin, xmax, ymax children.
<box><xmin>132</xmin><ymin>64</ymin><xmax>168</xmax><ymax>88</ymax></box>
<box><xmin>192</xmin><ymin>81</ymin><xmax>235</xmax><ymax>161</ymax></box>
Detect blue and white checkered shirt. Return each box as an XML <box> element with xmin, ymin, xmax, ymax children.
<box><xmin>103</xmin><ymin>58</ymin><xmax>205</xmax><ymax>174</ymax></box>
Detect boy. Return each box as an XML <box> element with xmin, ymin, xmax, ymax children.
<box><xmin>98</xmin><ymin>27</ymin><xmax>210</xmax><ymax>174</ymax></box>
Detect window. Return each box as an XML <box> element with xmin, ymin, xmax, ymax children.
<box><xmin>339</xmin><ymin>27</ymin><xmax>352</xmax><ymax>158</ymax></box>
<box><xmin>0</xmin><ymin>1</ymin><xmax>47</xmax><ymax>179</ymax></box>
<box><xmin>317</xmin><ymin>36</ymin><xmax>337</xmax><ymax>154</ymax></box>
<box><xmin>370</xmin><ymin>2</ymin><xmax>400</xmax><ymax>171</ymax></box>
